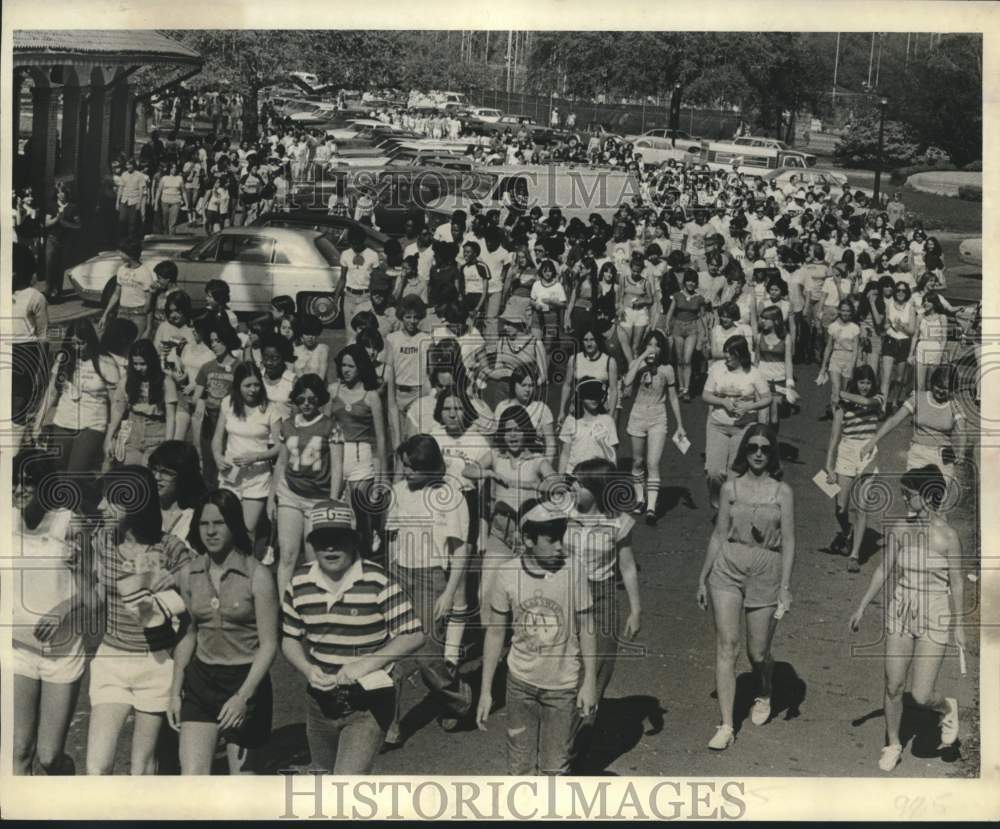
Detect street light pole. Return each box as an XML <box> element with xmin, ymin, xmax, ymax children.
<box><xmin>873</xmin><ymin>96</ymin><xmax>888</xmax><ymax>204</ymax></box>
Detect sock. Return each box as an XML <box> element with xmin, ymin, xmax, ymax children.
<box><xmin>443</xmin><ymin>604</ymin><xmax>468</xmax><ymax>665</ymax></box>
<box><xmin>634</xmin><ymin>477</ymin><xmax>645</xmax><ymax>506</ymax></box>
<box><xmin>647</xmin><ymin>480</ymin><xmax>660</xmax><ymax>513</ymax></box>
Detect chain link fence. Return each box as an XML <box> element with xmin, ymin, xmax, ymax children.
<box><xmin>465</xmin><ymin>88</ymin><xmax>739</xmax><ymax>139</ymax></box>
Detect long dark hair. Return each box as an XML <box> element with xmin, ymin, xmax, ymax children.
<box><xmin>495</xmin><ymin>404</ymin><xmax>542</xmax><ymax>455</ymax></box>
<box><xmin>187</xmin><ymin>489</ymin><xmax>253</xmax><ymax>556</ymax></box>
<box><xmin>100</xmin><ymin>465</ymin><xmax>163</xmax><ymax>544</ymax></box>
<box><xmin>148</xmin><ymin>440</ymin><xmax>206</xmax><ymax>509</ymax></box>
<box><xmin>731</xmin><ymin>424</ymin><xmax>783</xmax><ymax>479</ymax></box>
<box><xmin>229</xmin><ymin>361</ymin><xmax>269</xmax><ymax>419</ymax></box>
<box><xmin>125</xmin><ymin>339</ymin><xmax>166</xmax><ymax>408</ymax></box>
<box><xmin>433</xmin><ymin>384</ymin><xmax>478</xmax><ymax>429</ymax></box>
<box><xmin>397</xmin><ymin>434</ymin><xmax>446</xmax><ymax>490</ymax></box>
<box><xmin>56</xmin><ymin>317</ymin><xmax>113</xmax><ymax>393</ymax></box>
<box><xmin>632</xmin><ymin>329</ymin><xmax>670</xmax><ymax>392</ymax></box>
<box><xmin>723</xmin><ymin>334</ymin><xmax>753</xmax><ymax>371</ymax></box>
<box><xmin>335</xmin><ymin>342</ymin><xmax>378</xmax><ymax>391</ymax></box>
<box><xmin>573</xmin><ymin>456</ymin><xmax>631</xmax><ymax>517</ymax></box>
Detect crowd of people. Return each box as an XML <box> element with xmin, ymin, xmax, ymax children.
<box><xmin>10</xmin><ymin>152</ymin><xmax>979</xmax><ymax>778</ymax></box>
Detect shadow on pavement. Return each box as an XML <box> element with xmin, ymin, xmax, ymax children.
<box><xmin>850</xmin><ymin>694</ymin><xmax>962</xmax><ymax>765</ymax></box>
<box><xmin>572</xmin><ymin>695</ymin><xmax>666</xmax><ymax>775</ymax></box>
<box><xmin>733</xmin><ymin>662</ymin><xmax>807</xmax><ymax>734</ymax></box>
<box><xmin>255</xmin><ymin>722</ymin><xmax>309</xmax><ymax>774</ymax></box>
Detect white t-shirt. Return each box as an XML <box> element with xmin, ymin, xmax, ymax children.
<box><xmin>565</xmin><ymin>509</ymin><xmax>635</xmax><ymax>583</ymax></box>
<box><xmin>479</xmin><ymin>245</ymin><xmax>513</xmax><ymax>292</ymax></box>
<box><xmin>530</xmin><ymin>279</ymin><xmax>567</xmax><ymax>308</ymax></box>
<box><xmin>13</xmin><ymin>287</ymin><xmax>46</xmax><ymax>342</ymax></box>
<box><xmin>703</xmin><ymin>362</ymin><xmax>770</xmax><ymax>426</ymax></box>
<box><xmin>385</xmin><ymin>329</ymin><xmax>431</xmax><ymax>388</ymax></box>
<box><xmin>221</xmin><ymin>397</ymin><xmax>282</xmax><ymax>461</ymax></box>
<box><xmin>52</xmin><ymin>355</ymin><xmax>122</xmax><ymax>432</ymax></box>
<box><xmin>116</xmin><ymin>263</ymin><xmax>156</xmax><ymax>310</ymax></box>
<box><xmin>338</xmin><ymin>248</ymin><xmax>380</xmax><ymax>292</ymax></box>
<box><xmin>403</xmin><ymin>243</ymin><xmax>434</xmax><ymax>281</ymax></box>
<box><xmin>558</xmin><ymin>413</ymin><xmax>618</xmax><ymax>472</ymax></box>
<box><xmin>432</xmin><ymin>428</ymin><xmax>492</xmax><ymax>492</ymax></box>
<box><xmin>385</xmin><ymin>480</ymin><xmax>469</xmax><ymax>570</ymax></box>
<box><xmin>263</xmin><ymin>369</ymin><xmax>296</xmax><ymax>420</ymax></box>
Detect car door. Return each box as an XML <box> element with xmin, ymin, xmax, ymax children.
<box><xmin>214</xmin><ymin>233</ymin><xmax>276</xmax><ymax>313</ymax></box>
<box><xmin>374</xmin><ymin>175</ymin><xmax>409</xmax><ymax>236</ymax></box>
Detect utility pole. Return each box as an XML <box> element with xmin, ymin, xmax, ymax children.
<box><xmin>905</xmin><ymin>32</ymin><xmax>911</xmax><ymax>69</ymax></box>
<box><xmin>875</xmin><ymin>33</ymin><xmax>883</xmax><ymax>88</ymax></box>
<box><xmin>832</xmin><ymin>32</ymin><xmax>841</xmax><ymax>104</ymax></box>
<box><xmin>867</xmin><ymin>33</ymin><xmax>876</xmax><ymax>89</ymax></box>
<box><xmin>506</xmin><ymin>30</ymin><xmax>513</xmax><ymax>93</ymax></box>
<box><xmin>485</xmin><ymin>30</ymin><xmax>490</xmax><ymax>64</ymax></box>
<box><xmin>873</xmin><ymin>97</ymin><xmax>888</xmax><ymax>204</ymax></box>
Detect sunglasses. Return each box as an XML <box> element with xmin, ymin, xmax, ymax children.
<box><xmin>746</xmin><ymin>442</ymin><xmax>773</xmax><ymax>457</ymax></box>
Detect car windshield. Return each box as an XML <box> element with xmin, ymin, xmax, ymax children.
<box><xmin>315</xmin><ymin>235</ymin><xmax>342</xmax><ymax>265</ymax></box>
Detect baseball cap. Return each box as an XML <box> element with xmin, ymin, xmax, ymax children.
<box><xmin>307</xmin><ymin>500</ymin><xmax>356</xmax><ymax>534</ymax></box>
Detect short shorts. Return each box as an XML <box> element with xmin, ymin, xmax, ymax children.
<box><xmin>829</xmin><ymin>349</ymin><xmax>855</xmax><ymax>379</ymax></box>
<box><xmin>906</xmin><ymin>442</ymin><xmax>956</xmax><ymax>483</ymax></box>
<box><xmin>626</xmin><ymin>403</ymin><xmax>668</xmax><ymax>438</ymax></box>
<box><xmin>276</xmin><ymin>475</ymin><xmax>325</xmax><ymax>515</ymax></box>
<box><xmin>621</xmin><ymin>306</ymin><xmax>651</xmax><ymax>329</ymax></box>
<box><xmin>180</xmin><ymin>656</ymin><xmax>273</xmax><ymax>748</ymax></box>
<box><xmin>887</xmin><ymin>585</ymin><xmax>951</xmax><ymax>645</ymax></box>
<box><xmin>757</xmin><ymin>360</ymin><xmax>786</xmax><ymax>385</ymax></box>
<box><xmin>881</xmin><ymin>335</ymin><xmax>912</xmax><ymax>363</ymax></box>
<box><xmin>705</xmin><ymin>418</ymin><xmax>749</xmax><ymax>480</ymax></box>
<box><xmin>673</xmin><ymin>318</ymin><xmax>699</xmax><ymax>339</ymax></box>
<box><xmin>13</xmin><ymin>640</ymin><xmax>86</xmax><ymax>684</ymax></box>
<box><xmin>708</xmin><ymin>541</ymin><xmax>782</xmax><ymax>609</ymax></box>
<box><xmin>834</xmin><ymin>439</ymin><xmax>879</xmax><ymax>478</ymax></box>
<box><xmin>89</xmin><ymin>641</ymin><xmax>173</xmax><ymax>712</ymax></box>
<box><xmin>220</xmin><ymin>459</ymin><xmax>272</xmax><ymax>500</ymax></box>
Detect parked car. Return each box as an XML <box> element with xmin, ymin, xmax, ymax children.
<box><xmin>625</xmin><ymin>128</ymin><xmax>702</xmax><ymax>153</ymax></box>
<box><xmin>754</xmin><ymin>168</ymin><xmax>853</xmax><ymax>199</ymax></box>
<box><xmin>68</xmin><ymin>227</ymin><xmax>351</xmax><ymax>325</ymax></box>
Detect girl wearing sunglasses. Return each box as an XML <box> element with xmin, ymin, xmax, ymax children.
<box><xmin>696</xmin><ymin>424</ymin><xmax>795</xmax><ymax>751</ymax></box>
<box><xmin>272</xmin><ymin>374</ymin><xmax>345</xmax><ymax>596</ymax></box>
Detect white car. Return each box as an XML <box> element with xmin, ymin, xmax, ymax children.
<box><xmin>761</xmin><ymin>169</ymin><xmax>853</xmax><ymax>199</ymax></box>
<box><xmin>467</xmin><ymin>107</ymin><xmax>503</xmax><ymax>123</ymax></box>
<box><xmin>625</xmin><ymin>128</ymin><xmax>702</xmax><ymax>153</ymax></box>
<box><xmin>67</xmin><ymin>227</ymin><xmax>346</xmax><ymax>323</ymax></box>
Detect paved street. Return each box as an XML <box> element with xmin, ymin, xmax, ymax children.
<box><xmin>54</xmin><ymin>324</ymin><xmax>980</xmax><ymax>777</ymax></box>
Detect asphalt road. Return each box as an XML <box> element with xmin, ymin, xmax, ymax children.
<box><xmin>53</xmin><ymin>325</ymin><xmax>980</xmax><ymax>777</ymax></box>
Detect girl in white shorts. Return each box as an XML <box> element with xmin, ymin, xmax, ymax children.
<box><xmin>87</xmin><ymin>465</ymin><xmax>192</xmax><ymax>774</ymax></box>
<box><xmin>273</xmin><ymin>373</ymin><xmax>344</xmax><ymax>596</ymax></box>
<box><xmin>617</xmin><ymin>254</ymin><xmax>655</xmax><ymax>363</ymax></box>
<box><xmin>622</xmin><ymin>330</ymin><xmax>687</xmax><ymax>524</ymax></box>
<box><xmin>13</xmin><ymin>450</ymin><xmax>94</xmax><ymax>775</ymax></box>
<box><xmin>213</xmin><ymin>362</ymin><xmax>283</xmax><ymax>550</ymax></box>
<box><xmin>328</xmin><ymin>343</ymin><xmax>387</xmax><ymax>559</ymax></box>
<box><xmin>824</xmin><ymin>365</ymin><xmax>883</xmax><ymax>572</ymax></box>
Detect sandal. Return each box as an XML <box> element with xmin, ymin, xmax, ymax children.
<box><xmin>847</xmin><ymin>558</ymin><xmax>861</xmax><ymax>573</ymax></box>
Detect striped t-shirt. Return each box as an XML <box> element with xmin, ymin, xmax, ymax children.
<box><xmin>98</xmin><ymin>530</ymin><xmax>192</xmax><ymax>653</ymax></box>
<box><xmin>281</xmin><ymin>559</ymin><xmax>422</xmax><ymax>677</ymax></box>
<box><xmin>839</xmin><ymin>395</ymin><xmax>884</xmax><ymax>441</ymax></box>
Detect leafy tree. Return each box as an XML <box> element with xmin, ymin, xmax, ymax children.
<box><xmin>834</xmin><ymin>118</ymin><xmax>921</xmax><ymax>167</ymax></box>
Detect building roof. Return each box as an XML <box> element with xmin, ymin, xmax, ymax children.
<box><xmin>14</xmin><ymin>30</ymin><xmax>201</xmax><ymax>66</ymax></box>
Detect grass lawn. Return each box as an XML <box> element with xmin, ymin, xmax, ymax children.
<box><xmin>836</xmin><ymin>168</ymin><xmax>982</xmax><ymax>234</ymax></box>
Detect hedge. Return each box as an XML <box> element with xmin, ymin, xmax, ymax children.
<box><xmin>963</xmin><ymin>160</ymin><xmax>983</xmax><ymax>172</ymax></box>
<box><xmin>957</xmin><ymin>185</ymin><xmax>982</xmax><ymax>202</ymax></box>
<box><xmin>889</xmin><ymin>162</ymin><xmax>958</xmax><ymax>185</ymax></box>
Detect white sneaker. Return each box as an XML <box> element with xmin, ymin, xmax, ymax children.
<box><xmin>707</xmin><ymin>724</ymin><xmax>735</xmax><ymax>751</ymax></box>
<box><xmin>940</xmin><ymin>697</ymin><xmax>959</xmax><ymax>746</ymax></box>
<box><xmin>750</xmin><ymin>696</ymin><xmax>771</xmax><ymax>726</ymax></box>
<box><xmin>878</xmin><ymin>743</ymin><xmax>903</xmax><ymax>771</ymax></box>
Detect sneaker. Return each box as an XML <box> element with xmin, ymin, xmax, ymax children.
<box><xmin>260</xmin><ymin>547</ymin><xmax>276</xmax><ymax>566</ymax></box>
<box><xmin>645</xmin><ymin>510</ymin><xmax>657</xmax><ymax>526</ymax></box>
<box><xmin>707</xmin><ymin>724</ymin><xmax>735</xmax><ymax>750</ymax></box>
<box><xmin>750</xmin><ymin>697</ymin><xmax>771</xmax><ymax>726</ymax></box>
<box><xmin>940</xmin><ymin>697</ymin><xmax>959</xmax><ymax>746</ymax></box>
<box><xmin>878</xmin><ymin>743</ymin><xmax>903</xmax><ymax>772</ymax></box>
<box><xmin>631</xmin><ymin>502</ymin><xmax>645</xmax><ymax>517</ymax></box>
<box><xmin>847</xmin><ymin>557</ymin><xmax>861</xmax><ymax>573</ymax></box>
<box><xmin>383</xmin><ymin>722</ymin><xmax>403</xmax><ymax>748</ymax></box>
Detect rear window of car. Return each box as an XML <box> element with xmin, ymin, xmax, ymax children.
<box><xmin>315</xmin><ymin>236</ymin><xmax>343</xmax><ymax>264</ymax></box>
<box><xmin>217</xmin><ymin>235</ymin><xmax>274</xmax><ymax>264</ymax></box>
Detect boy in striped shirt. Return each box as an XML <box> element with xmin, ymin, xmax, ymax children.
<box><xmin>281</xmin><ymin>500</ymin><xmax>424</xmax><ymax>773</ymax></box>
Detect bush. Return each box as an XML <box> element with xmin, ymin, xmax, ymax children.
<box><xmin>963</xmin><ymin>160</ymin><xmax>983</xmax><ymax>172</ymax></box>
<box><xmin>957</xmin><ymin>185</ymin><xmax>982</xmax><ymax>202</ymax></box>
<box><xmin>915</xmin><ymin>145</ymin><xmax>953</xmax><ymax>166</ymax></box>
<box><xmin>889</xmin><ymin>162</ymin><xmax>958</xmax><ymax>185</ymax></box>
<box><xmin>834</xmin><ymin>118</ymin><xmax>921</xmax><ymax>168</ymax></box>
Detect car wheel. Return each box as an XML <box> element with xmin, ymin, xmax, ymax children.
<box><xmin>297</xmin><ymin>291</ymin><xmax>342</xmax><ymax>327</ymax></box>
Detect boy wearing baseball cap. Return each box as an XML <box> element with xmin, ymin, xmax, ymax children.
<box><xmin>281</xmin><ymin>499</ymin><xmax>424</xmax><ymax>773</ymax></box>
<box><xmin>476</xmin><ymin>502</ymin><xmax>597</xmax><ymax>775</ymax></box>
